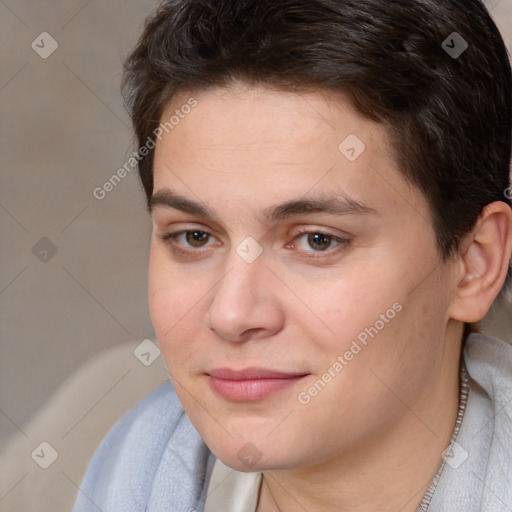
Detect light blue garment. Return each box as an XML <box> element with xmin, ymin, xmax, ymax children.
<box><xmin>71</xmin><ymin>333</ymin><xmax>512</xmax><ymax>511</ymax></box>
<box><xmin>71</xmin><ymin>379</ymin><xmax>216</xmax><ymax>512</ymax></box>
<box><xmin>428</xmin><ymin>333</ymin><xmax>512</xmax><ymax>511</ymax></box>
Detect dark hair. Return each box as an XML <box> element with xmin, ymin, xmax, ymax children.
<box><xmin>122</xmin><ymin>0</ymin><xmax>512</xmax><ymax>295</ymax></box>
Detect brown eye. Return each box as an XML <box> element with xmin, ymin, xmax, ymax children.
<box><xmin>185</xmin><ymin>231</ymin><xmax>210</xmax><ymax>247</ymax></box>
<box><xmin>158</xmin><ymin>230</ymin><xmax>216</xmax><ymax>251</ymax></box>
<box><xmin>291</xmin><ymin>229</ymin><xmax>351</xmax><ymax>260</ymax></box>
<box><xmin>306</xmin><ymin>233</ymin><xmax>333</xmax><ymax>251</ymax></box>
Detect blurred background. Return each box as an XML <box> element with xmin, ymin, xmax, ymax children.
<box><xmin>1</xmin><ymin>0</ymin><xmax>160</xmax><ymax>446</ymax></box>
<box><xmin>0</xmin><ymin>0</ymin><xmax>511</xmax><ymax>510</ymax></box>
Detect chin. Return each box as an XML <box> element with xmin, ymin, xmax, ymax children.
<box><xmin>214</xmin><ymin>450</ymin><xmax>288</xmax><ymax>473</ymax></box>
<box><xmin>204</xmin><ymin>430</ymin><xmax>304</xmax><ymax>473</ymax></box>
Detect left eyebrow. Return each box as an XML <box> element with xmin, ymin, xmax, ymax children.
<box><xmin>261</xmin><ymin>195</ymin><xmax>379</xmax><ymax>222</ymax></box>
<box><xmin>149</xmin><ymin>187</ymin><xmax>378</xmax><ymax>222</ymax></box>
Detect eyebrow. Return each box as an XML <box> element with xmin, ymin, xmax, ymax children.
<box><xmin>149</xmin><ymin>188</ymin><xmax>378</xmax><ymax>222</ymax></box>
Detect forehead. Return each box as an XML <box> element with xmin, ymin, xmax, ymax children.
<box><xmin>157</xmin><ymin>84</ymin><xmax>373</xmax><ymax>158</ymax></box>
<box><xmin>151</xmin><ymin>84</ymin><xmax>429</xmax><ymax>225</ymax></box>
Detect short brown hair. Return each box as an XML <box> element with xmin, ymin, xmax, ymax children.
<box><xmin>122</xmin><ymin>0</ymin><xmax>512</xmax><ymax>293</ymax></box>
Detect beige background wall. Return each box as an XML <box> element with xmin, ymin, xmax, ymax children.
<box><xmin>1</xmin><ymin>0</ymin><xmax>511</xmax><ymax>450</ymax></box>
<box><xmin>1</xmin><ymin>0</ymin><xmax>159</xmax><ymax>447</ymax></box>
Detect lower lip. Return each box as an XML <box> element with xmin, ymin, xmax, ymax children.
<box><xmin>209</xmin><ymin>376</ymin><xmax>307</xmax><ymax>401</ymax></box>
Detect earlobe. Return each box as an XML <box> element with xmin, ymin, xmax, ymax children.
<box><xmin>450</xmin><ymin>201</ymin><xmax>512</xmax><ymax>323</ymax></box>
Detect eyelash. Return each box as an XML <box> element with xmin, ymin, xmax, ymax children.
<box><xmin>287</xmin><ymin>228</ymin><xmax>351</xmax><ymax>259</ymax></box>
<box><xmin>158</xmin><ymin>228</ymin><xmax>351</xmax><ymax>260</ymax></box>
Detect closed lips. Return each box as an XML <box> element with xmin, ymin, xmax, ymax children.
<box><xmin>207</xmin><ymin>368</ymin><xmax>310</xmax><ymax>401</ymax></box>
<box><xmin>207</xmin><ymin>368</ymin><xmax>309</xmax><ymax>380</ymax></box>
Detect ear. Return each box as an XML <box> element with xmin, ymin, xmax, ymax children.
<box><xmin>449</xmin><ymin>201</ymin><xmax>512</xmax><ymax>323</ymax></box>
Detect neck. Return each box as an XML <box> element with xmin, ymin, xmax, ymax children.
<box><xmin>256</xmin><ymin>330</ymin><xmax>464</xmax><ymax>512</ymax></box>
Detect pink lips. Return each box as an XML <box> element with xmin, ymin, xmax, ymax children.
<box><xmin>207</xmin><ymin>367</ymin><xmax>309</xmax><ymax>401</ymax></box>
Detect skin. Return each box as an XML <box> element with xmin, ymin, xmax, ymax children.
<box><xmin>148</xmin><ymin>83</ymin><xmax>512</xmax><ymax>512</ymax></box>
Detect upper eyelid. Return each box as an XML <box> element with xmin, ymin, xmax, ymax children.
<box><xmin>160</xmin><ymin>229</ymin><xmax>219</xmax><ymax>245</ymax></box>
<box><xmin>160</xmin><ymin>226</ymin><xmax>346</xmax><ymax>239</ymax></box>
<box><xmin>291</xmin><ymin>231</ymin><xmax>349</xmax><ymax>251</ymax></box>
<box><xmin>156</xmin><ymin>221</ymin><xmax>349</xmax><ymax>236</ymax></box>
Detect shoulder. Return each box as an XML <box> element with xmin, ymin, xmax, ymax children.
<box><xmin>464</xmin><ymin>332</ymin><xmax>512</xmax><ymax>397</ymax></box>
<box><xmin>96</xmin><ymin>379</ymin><xmax>186</xmax><ymax>459</ymax></box>
<box><xmin>72</xmin><ymin>379</ymin><xmax>205</xmax><ymax>511</ymax></box>
<box><xmin>453</xmin><ymin>333</ymin><xmax>512</xmax><ymax>508</ymax></box>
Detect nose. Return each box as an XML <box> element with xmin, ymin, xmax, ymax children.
<box><xmin>203</xmin><ymin>251</ymin><xmax>285</xmax><ymax>343</ymax></box>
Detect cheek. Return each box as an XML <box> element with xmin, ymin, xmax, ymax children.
<box><xmin>148</xmin><ymin>245</ymin><xmax>216</xmax><ymax>379</ymax></box>
<box><xmin>298</xmin><ymin>250</ymin><xmax>446</xmax><ymax>377</ymax></box>
<box><xmin>148</xmin><ymin>247</ymin><xmax>196</xmax><ymax>345</ymax></box>
<box><xmin>294</xmin><ymin>263</ymin><xmax>402</xmax><ymax>346</ymax></box>
<box><xmin>148</xmin><ymin>247</ymin><xmax>173</xmax><ymax>334</ymax></box>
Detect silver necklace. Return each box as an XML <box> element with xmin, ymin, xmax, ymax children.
<box><xmin>261</xmin><ymin>360</ymin><xmax>470</xmax><ymax>512</ymax></box>
<box><xmin>416</xmin><ymin>359</ymin><xmax>470</xmax><ymax>511</ymax></box>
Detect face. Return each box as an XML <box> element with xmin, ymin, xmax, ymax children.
<box><xmin>149</xmin><ymin>84</ymin><xmax>459</xmax><ymax>472</ymax></box>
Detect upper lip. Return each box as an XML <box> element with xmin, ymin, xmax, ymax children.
<box><xmin>207</xmin><ymin>367</ymin><xmax>309</xmax><ymax>380</ymax></box>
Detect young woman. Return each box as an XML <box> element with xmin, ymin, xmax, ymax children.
<box><xmin>72</xmin><ymin>1</ymin><xmax>512</xmax><ymax>510</ymax></box>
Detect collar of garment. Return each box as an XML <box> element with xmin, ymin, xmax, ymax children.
<box><xmin>71</xmin><ymin>332</ymin><xmax>512</xmax><ymax>512</ymax></box>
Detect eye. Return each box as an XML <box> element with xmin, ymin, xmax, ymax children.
<box><xmin>157</xmin><ymin>227</ymin><xmax>350</xmax><ymax>260</ymax></box>
<box><xmin>159</xmin><ymin>230</ymin><xmax>216</xmax><ymax>250</ymax></box>
<box><xmin>291</xmin><ymin>229</ymin><xmax>350</xmax><ymax>258</ymax></box>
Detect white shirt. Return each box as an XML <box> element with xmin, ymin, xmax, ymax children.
<box><xmin>203</xmin><ymin>458</ymin><xmax>263</xmax><ymax>512</ymax></box>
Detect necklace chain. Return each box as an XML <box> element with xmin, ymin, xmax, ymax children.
<box><xmin>416</xmin><ymin>358</ymin><xmax>470</xmax><ymax>511</ymax></box>
<box><xmin>261</xmin><ymin>360</ymin><xmax>470</xmax><ymax>512</ymax></box>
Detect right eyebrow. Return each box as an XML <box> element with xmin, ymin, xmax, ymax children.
<box><xmin>149</xmin><ymin>189</ymin><xmax>218</xmax><ymax>219</ymax></box>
